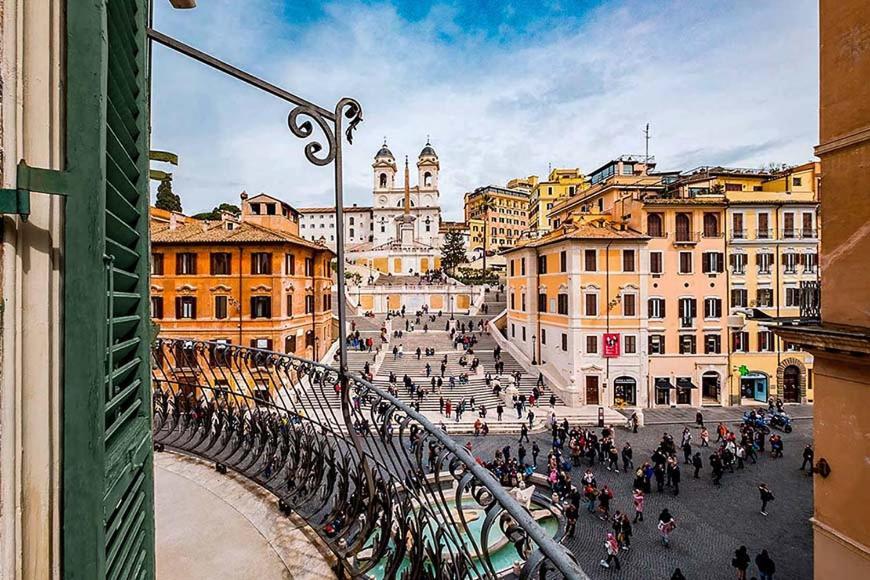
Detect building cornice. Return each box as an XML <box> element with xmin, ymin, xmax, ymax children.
<box><xmin>815</xmin><ymin>123</ymin><xmax>870</xmax><ymax>156</ymax></box>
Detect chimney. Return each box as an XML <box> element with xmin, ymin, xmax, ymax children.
<box><xmin>169</xmin><ymin>212</ymin><xmax>178</xmax><ymax>230</ymax></box>
<box><xmin>239</xmin><ymin>190</ymin><xmax>248</xmax><ymax>222</ymax></box>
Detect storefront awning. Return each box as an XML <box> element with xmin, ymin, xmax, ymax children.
<box><xmin>654</xmin><ymin>378</ymin><xmax>674</xmax><ymax>391</ymax></box>
<box><xmin>676</xmin><ymin>378</ymin><xmax>698</xmax><ymax>390</ymax></box>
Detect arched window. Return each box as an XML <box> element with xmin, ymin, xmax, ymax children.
<box><xmin>396</xmin><ymin>199</ymin><xmax>415</xmax><ymax>207</ymax></box>
<box><xmin>379</xmin><ymin>173</ymin><xmax>387</xmax><ymax>188</ymax></box>
<box><xmin>703</xmin><ymin>213</ymin><xmax>720</xmax><ymax>237</ymax></box>
<box><xmin>647</xmin><ymin>213</ymin><xmax>663</xmax><ymax>237</ymax></box>
<box><xmin>424</xmin><ymin>172</ymin><xmax>432</xmax><ymax>186</ymax></box>
<box><xmin>675</xmin><ymin>213</ymin><xmax>691</xmax><ymax>241</ymax></box>
<box><xmin>349</xmin><ymin>217</ymin><xmax>355</xmax><ymax>225</ymax></box>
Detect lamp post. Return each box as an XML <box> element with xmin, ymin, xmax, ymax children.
<box><xmin>449</xmin><ymin>290</ymin><xmax>455</xmax><ymax>321</ymax></box>
<box><xmin>531</xmin><ymin>334</ymin><xmax>537</xmax><ymax>365</ymax></box>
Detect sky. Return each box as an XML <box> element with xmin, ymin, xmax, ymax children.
<box><xmin>151</xmin><ymin>0</ymin><xmax>819</xmax><ymax>220</ymax></box>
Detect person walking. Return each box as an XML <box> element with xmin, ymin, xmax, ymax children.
<box><xmin>632</xmin><ymin>489</ymin><xmax>645</xmax><ymax>522</ymax></box>
<box><xmin>519</xmin><ymin>423</ymin><xmax>530</xmax><ymax>443</ymax></box>
<box><xmin>599</xmin><ymin>532</ymin><xmax>621</xmax><ymax>570</ymax></box>
<box><xmin>692</xmin><ymin>452</ymin><xmax>703</xmax><ymax>478</ymax></box>
<box><xmin>670</xmin><ymin>462</ymin><xmax>681</xmax><ymax>496</ymax></box>
<box><xmin>564</xmin><ymin>503</ymin><xmax>578</xmax><ymax>538</ymax></box>
<box><xmin>758</xmin><ymin>483</ymin><xmax>775</xmax><ymax>516</ymax></box>
<box><xmin>755</xmin><ymin>549</ymin><xmax>776</xmax><ymax>580</ymax></box>
<box><xmin>622</xmin><ymin>442</ymin><xmax>634</xmax><ymax>472</ymax></box>
<box><xmin>496</xmin><ymin>404</ymin><xmax>504</xmax><ymax>422</ymax></box>
<box><xmin>532</xmin><ymin>441</ymin><xmax>540</xmax><ymax>466</ymax></box>
<box><xmin>657</xmin><ymin>509</ymin><xmax>676</xmax><ymax>547</ymax></box>
<box><xmin>671</xmin><ymin>569</ymin><xmax>686</xmax><ymax>580</ymax></box>
<box><xmin>732</xmin><ymin>545</ymin><xmax>751</xmax><ymax>580</ymax></box>
<box><xmin>800</xmin><ymin>444</ymin><xmax>814</xmax><ymax>472</ymax></box>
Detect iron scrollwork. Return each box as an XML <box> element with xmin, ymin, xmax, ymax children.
<box><xmin>151</xmin><ymin>339</ymin><xmax>586</xmax><ymax>579</ymax></box>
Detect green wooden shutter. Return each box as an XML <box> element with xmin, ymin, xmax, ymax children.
<box><xmin>64</xmin><ymin>1</ymin><xmax>154</xmax><ymax>578</ymax></box>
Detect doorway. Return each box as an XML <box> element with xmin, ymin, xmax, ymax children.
<box><xmin>701</xmin><ymin>371</ymin><xmax>720</xmax><ymax>403</ymax></box>
<box><xmin>783</xmin><ymin>365</ymin><xmax>801</xmax><ymax>402</ymax></box>
<box><xmin>585</xmin><ymin>376</ymin><xmax>600</xmax><ymax>405</ymax></box>
<box><xmin>676</xmin><ymin>377</ymin><xmax>692</xmax><ymax>405</ymax></box>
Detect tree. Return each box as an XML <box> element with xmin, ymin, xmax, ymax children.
<box><xmin>441</xmin><ymin>230</ymin><xmax>468</xmax><ymax>275</ymax></box>
<box><xmin>154</xmin><ymin>175</ymin><xmax>182</xmax><ymax>212</ymax></box>
<box><xmin>191</xmin><ymin>203</ymin><xmax>241</xmax><ymax>220</ymax></box>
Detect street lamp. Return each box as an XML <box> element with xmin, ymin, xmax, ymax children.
<box><xmin>449</xmin><ymin>291</ymin><xmax>455</xmax><ymax>320</ymax></box>
<box><xmin>531</xmin><ymin>334</ymin><xmax>537</xmax><ymax>365</ymax></box>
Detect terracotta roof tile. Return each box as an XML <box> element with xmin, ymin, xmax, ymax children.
<box><xmin>151</xmin><ymin>220</ymin><xmax>332</xmax><ymax>253</ymax></box>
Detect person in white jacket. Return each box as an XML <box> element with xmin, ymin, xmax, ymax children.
<box><xmin>599</xmin><ymin>532</ymin><xmax>621</xmax><ymax>569</ymax></box>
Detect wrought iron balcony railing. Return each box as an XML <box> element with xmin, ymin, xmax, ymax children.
<box><xmin>151</xmin><ymin>338</ymin><xmax>585</xmax><ymax>579</ymax></box>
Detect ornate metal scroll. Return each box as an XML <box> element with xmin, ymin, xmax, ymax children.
<box><xmin>151</xmin><ymin>339</ymin><xmax>586</xmax><ymax>579</ymax></box>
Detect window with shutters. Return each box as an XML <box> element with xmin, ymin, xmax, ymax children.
<box><xmin>732</xmin><ymin>213</ymin><xmax>745</xmax><ymax>238</ymax></box>
<box><xmin>538</xmin><ymin>255</ymin><xmax>548</xmax><ymax>274</ymax></box>
<box><xmin>520</xmin><ymin>258</ymin><xmax>526</xmax><ymax>275</ymax></box>
<box><xmin>679</xmin><ymin>297</ymin><xmax>697</xmax><ymax>326</ymax></box>
<box><xmin>540</xmin><ymin>328</ymin><xmax>547</xmax><ymax>344</ymax></box>
<box><xmin>758</xmin><ymin>331</ymin><xmax>775</xmax><ymax>352</ymax></box>
<box><xmin>214</xmin><ymin>295</ymin><xmax>228</xmax><ymax>319</ymax></box>
<box><xmin>679</xmin><ymin>251</ymin><xmax>693</xmax><ymax>274</ymax></box>
<box><xmin>730</xmin><ymin>253</ymin><xmax>746</xmax><ymax>274</ymax></box>
<box><xmin>757</xmin><ymin>252</ymin><xmax>774</xmax><ymax>274</ymax></box>
<box><xmin>210</xmin><ymin>252</ymin><xmax>232</xmax><ymax>275</ymax></box>
<box><xmin>305</xmin><ymin>294</ymin><xmax>315</xmax><ymax>314</ymax></box>
<box><xmin>323</xmin><ymin>293</ymin><xmax>332</xmax><ymax>312</ymax></box>
<box><xmin>151</xmin><ymin>253</ymin><xmax>164</xmax><ymax>275</ymax></box>
<box><xmin>538</xmin><ymin>292</ymin><xmax>547</xmax><ymax>312</ymax></box>
<box><xmin>251</xmin><ymin>252</ymin><xmax>272</xmax><ymax>275</ymax></box>
<box><xmin>211</xmin><ymin>339</ymin><xmax>232</xmax><ymax>367</ymax></box>
<box><xmin>624</xmin><ymin>335</ymin><xmax>637</xmax><ymax>354</ymax></box>
<box><xmin>305</xmin><ymin>257</ymin><xmax>314</xmax><ymax>276</ymax></box>
<box><xmin>561</xmin><ymin>333</ymin><xmax>568</xmax><ymax>351</ymax></box>
<box><xmin>510</xmin><ymin>293</ymin><xmax>516</xmax><ymax>309</ymax></box>
<box><xmin>623</xmin><ymin>293</ymin><xmax>637</xmax><ymax>316</ymax></box>
<box><xmin>510</xmin><ymin>260</ymin><xmax>515</xmax><ymax>276</ymax></box>
<box><xmin>757</xmin><ymin>213</ymin><xmax>770</xmax><ymax>238</ymax></box>
<box><xmin>783</xmin><ymin>212</ymin><xmax>795</xmax><ymax>238</ymax></box>
<box><xmin>731</xmin><ymin>288</ymin><xmax>748</xmax><ymax>308</ymax></box>
<box><xmin>584</xmin><ymin>249</ymin><xmax>597</xmax><ymax>271</ymax></box>
<box><xmin>756</xmin><ymin>288</ymin><xmax>773</xmax><ymax>307</ymax></box>
<box><xmin>622</xmin><ymin>249</ymin><xmax>636</xmax><ymax>272</ymax></box>
<box><xmin>803</xmin><ymin>252</ymin><xmax>818</xmax><ymax>273</ymax></box>
<box><xmin>704</xmin><ymin>297</ymin><xmax>722</xmax><ymax>319</ymax></box>
<box><xmin>557</xmin><ymin>293</ymin><xmax>568</xmax><ymax>315</ymax></box>
<box><xmin>176</xmin><ymin>252</ymin><xmax>197</xmax><ymax>275</ymax></box>
<box><xmin>177</xmin><ymin>297</ymin><xmax>197</xmax><ymax>319</ymax></box>
<box><xmin>783</xmin><ymin>252</ymin><xmax>798</xmax><ymax>273</ymax></box>
<box><xmin>286</xmin><ymin>293</ymin><xmax>294</xmax><ymax>316</ymax></box>
<box><xmin>560</xmin><ymin>250</ymin><xmax>567</xmax><ymax>272</ymax></box>
<box><xmin>285</xmin><ymin>254</ymin><xmax>296</xmax><ymax>275</ymax></box>
<box><xmin>251</xmin><ymin>296</ymin><xmax>272</xmax><ymax>318</ymax></box>
<box><xmin>702</xmin><ymin>252</ymin><xmax>724</xmax><ymax>274</ymax></box>
<box><xmin>649</xmin><ymin>297</ymin><xmax>665</xmax><ymax>319</ymax></box>
<box><xmin>802</xmin><ymin>213</ymin><xmax>815</xmax><ymax>238</ymax></box>
<box><xmin>704</xmin><ymin>334</ymin><xmax>721</xmax><ymax>354</ymax></box>
<box><xmin>646</xmin><ymin>213</ymin><xmax>664</xmax><ymax>237</ymax></box>
<box><xmin>785</xmin><ymin>287</ymin><xmax>801</xmax><ymax>307</ymax></box>
<box><xmin>650</xmin><ymin>251</ymin><xmax>663</xmax><ymax>274</ymax></box>
<box><xmin>151</xmin><ymin>296</ymin><xmax>163</xmax><ymax>319</ymax></box>
<box><xmin>679</xmin><ymin>335</ymin><xmax>696</xmax><ymax>354</ymax></box>
<box><xmin>702</xmin><ymin>213</ymin><xmax>720</xmax><ymax>237</ymax></box>
<box><xmin>732</xmin><ymin>331</ymin><xmax>749</xmax><ymax>352</ymax></box>
<box><xmin>675</xmin><ymin>213</ymin><xmax>692</xmax><ymax>241</ymax></box>
<box><xmin>584</xmin><ymin>293</ymin><xmax>598</xmax><ymax>316</ymax></box>
<box><xmin>586</xmin><ymin>335</ymin><xmax>598</xmax><ymax>353</ymax></box>
<box><xmin>521</xmin><ymin>326</ymin><xmax>526</xmax><ymax>341</ymax></box>
<box><xmin>521</xmin><ymin>292</ymin><xmax>526</xmax><ymax>311</ymax></box>
<box><xmin>649</xmin><ymin>334</ymin><xmax>665</xmax><ymax>355</ymax></box>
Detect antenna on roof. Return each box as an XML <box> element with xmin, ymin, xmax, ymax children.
<box><xmin>644</xmin><ymin>123</ymin><xmax>651</xmax><ymax>164</ymax></box>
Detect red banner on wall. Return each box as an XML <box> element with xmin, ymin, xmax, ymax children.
<box><xmin>603</xmin><ymin>333</ymin><xmax>621</xmax><ymax>358</ymax></box>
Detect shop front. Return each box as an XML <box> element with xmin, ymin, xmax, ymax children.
<box><xmin>613</xmin><ymin>376</ymin><xmax>637</xmax><ymax>407</ymax></box>
<box><xmin>740</xmin><ymin>372</ymin><xmax>769</xmax><ymax>402</ymax></box>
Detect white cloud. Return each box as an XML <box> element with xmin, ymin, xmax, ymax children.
<box><xmin>151</xmin><ymin>0</ymin><xmax>818</xmax><ymax>219</ymax></box>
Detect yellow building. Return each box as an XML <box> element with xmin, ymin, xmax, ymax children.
<box><xmin>665</xmin><ymin>163</ymin><xmax>819</xmax><ymax>404</ymax></box>
<box><xmin>528</xmin><ymin>168</ymin><xmax>587</xmax><ymax>232</ymax></box>
<box><xmin>464</xmin><ymin>184</ymin><xmax>531</xmax><ymax>254</ymax></box>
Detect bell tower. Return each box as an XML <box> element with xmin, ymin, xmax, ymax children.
<box><xmin>372</xmin><ymin>138</ymin><xmax>397</xmax><ymax>191</ymax></box>
<box><xmin>417</xmin><ymin>138</ymin><xmax>439</xmax><ymax>191</ymax></box>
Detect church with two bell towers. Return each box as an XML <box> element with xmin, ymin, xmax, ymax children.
<box><xmin>370</xmin><ymin>139</ymin><xmax>443</xmax><ymax>249</ymax></box>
